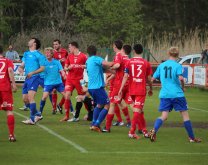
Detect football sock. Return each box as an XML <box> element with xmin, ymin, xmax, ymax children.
<box><xmin>70</xmin><ymin>100</ymin><xmax>74</xmax><ymax>112</ymax></box>
<box><xmin>138</xmin><ymin>112</ymin><xmax>147</xmax><ymax>131</ymax></box>
<box><xmin>30</xmin><ymin>103</ymin><xmax>37</xmax><ymax>122</ymax></box>
<box><xmin>40</xmin><ymin>100</ymin><xmax>46</xmax><ymax>114</ymax></box>
<box><xmin>122</xmin><ymin>107</ymin><xmax>131</xmax><ymax>123</ymax></box>
<box><xmin>64</xmin><ymin>99</ymin><xmax>70</xmax><ymax>118</ymax></box>
<box><xmin>75</xmin><ymin>102</ymin><xmax>83</xmax><ymax>118</ymax></box>
<box><xmin>92</xmin><ymin>107</ymin><xmax>102</xmax><ymax>125</ymax></box>
<box><xmin>83</xmin><ymin>97</ymin><xmax>93</xmax><ymax>112</ymax></box>
<box><xmin>130</xmin><ymin>112</ymin><xmax>139</xmax><ymax>134</ymax></box>
<box><xmin>52</xmin><ymin>93</ymin><xmax>57</xmax><ymax>110</ymax></box>
<box><xmin>106</xmin><ymin>114</ymin><xmax>114</xmax><ymax>130</ymax></box>
<box><xmin>154</xmin><ymin>118</ymin><xmax>163</xmax><ymax>132</ymax></box>
<box><xmin>184</xmin><ymin>120</ymin><xmax>195</xmax><ymax>139</ymax></box>
<box><xmin>26</xmin><ymin>103</ymin><xmax>30</xmax><ymax>109</ymax></box>
<box><xmin>59</xmin><ymin>97</ymin><xmax>65</xmax><ymax>107</ymax></box>
<box><xmin>95</xmin><ymin>108</ymin><xmax>108</xmax><ymax>126</ymax></box>
<box><xmin>49</xmin><ymin>94</ymin><xmax>52</xmax><ymax>103</ymax></box>
<box><xmin>114</xmin><ymin>104</ymin><xmax>122</xmax><ymax>122</ymax></box>
<box><xmin>7</xmin><ymin>115</ymin><xmax>15</xmax><ymax>135</ymax></box>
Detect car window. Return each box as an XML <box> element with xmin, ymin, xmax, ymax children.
<box><xmin>192</xmin><ymin>57</ymin><xmax>200</xmax><ymax>64</ymax></box>
<box><xmin>182</xmin><ymin>59</ymin><xmax>191</xmax><ymax>64</ymax></box>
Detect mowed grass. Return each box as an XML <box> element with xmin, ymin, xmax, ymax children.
<box><xmin>0</xmin><ymin>87</ymin><xmax>208</xmax><ymax>165</ymax></box>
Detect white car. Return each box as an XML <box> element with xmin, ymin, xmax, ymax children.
<box><xmin>177</xmin><ymin>54</ymin><xmax>201</xmax><ymax>64</ymax></box>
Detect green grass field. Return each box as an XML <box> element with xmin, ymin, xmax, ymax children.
<box><xmin>0</xmin><ymin>87</ymin><xmax>208</xmax><ymax>165</ymax></box>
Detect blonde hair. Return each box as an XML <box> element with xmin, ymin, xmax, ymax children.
<box><xmin>44</xmin><ymin>47</ymin><xmax>53</xmax><ymax>55</ymax></box>
<box><xmin>168</xmin><ymin>46</ymin><xmax>179</xmax><ymax>57</ymax></box>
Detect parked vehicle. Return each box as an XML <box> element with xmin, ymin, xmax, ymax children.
<box><xmin>177</xmin><ymin>54</ymin><xmax>201</xmax><ymax>64</ymax></box>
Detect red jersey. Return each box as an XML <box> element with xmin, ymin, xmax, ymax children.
<box><xmin>53</xmin><ymin>48</ymin><xmax>68</xmax><ymax>67</ymax></box>
<box><xmin>125</xmin><ymin>57</ymin><xmax>152</xmax><ymax>96</ymax></box>
<box><xmin>0</xmin><ymin>57</ymin><xmax>14</xmax><ymax>91</ymax></box>
<box><xmin>65</xmin><ymin>52</ymin><xmax>87</xmax><ymax>80</ymax></box>
<box><xmin>114</xmin><ymin>53</ymin><xmax>129</xmax><ymax>85</ymax></box>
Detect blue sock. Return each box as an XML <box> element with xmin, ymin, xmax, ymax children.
<box><xmin>40</xmin><ymin>100</ymin><xmax>46</xmax><ymax>114</ymax></box>
<box><xmin>154</xmin><ymin>118</ymin><xmax>163</xmax><ymax>132</ymax></box>
<box><xmin>70</xmin><ymin>100</ymin><xmax>74</xmax><ymax>112</ymax></box>
<box><xmin>184</xmin><ymin>120</ymin><xmax>195</xmax><ymax>139</ymax></box>
<box><xmin>92</xmin><ymin>107</ymin><xmax>102</xmax><ymax>126</ymax></box>
<box><xmin>49</xmin><ymin>94</ymin><xmax>52</xmax><ymax>103</ymax></box>
<box><xmin>30</xmin><ymin>103</ymin><xmax>37</xmax><ymax>122</ymax></box>
<box><xmin>95</xmin><ymin>108</ymin><xmax>108</xmax><ymax>126</ymax></box>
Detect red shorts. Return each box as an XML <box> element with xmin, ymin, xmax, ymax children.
<box><xmin>0</xmin><ymin>90</ymin><xmax>13</xmax><ymax>111</ymax></box>
<box><xmin>65</xmin><ymin>79</ymin><xmax>85</xmax><ymax>95</ymax></box>
<box><xmin>110</xmin><ymin>85</ymin><xmax>133</xmax><ymax>104</ymax></box>
<box><xmin>131</xmin><ymin>95</ymin><xmax>146</xmax><ymax>110</ymax></box>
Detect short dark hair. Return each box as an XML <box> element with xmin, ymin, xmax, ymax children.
<box><xmin>133</xmin><ymin>44</ymin><xmax>143</xmax><ymax>54</ymax></box>
<box><xmin>87</xmin><ymin>45</ymin><xmax>97</xmax><ymax>56</ymax></box>
<box><xmin>69</xmin><ymin>41</ymin><xmax>79</xmax><ymax>48</ymax></box>
<box><xmin>0</xmin><ymin>45</ymin><xmax>3</xmax><ymax>54</ymax></box>
<box><xmin>32</xmin><ymin>37</ymin><xmax>41</xmax><ymax>50</ymax></box>
<box><xmin>114</xmin><ymin>40</ymin><xmax>123</xmax><ymax>50</ymax></box>
<box><xmin>122</xmin><ymin>45</ymin><xmax>132</xmax><ymax>55</ymax></box>
<box><xmin>53</xmin><ymin>39</ymin><xmax>61</xmax><ymax>44</ymax></box>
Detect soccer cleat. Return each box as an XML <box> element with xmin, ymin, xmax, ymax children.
<box><xmin>71</xmin><ymin>111</ymin><xmax>75</xmax><ymax>117</ymax></box>
<box><xmin>128</xmin><ymin>132</ymin><xmax>140</xmax><ymax>139</ymax></box>
<box><xmin>142</xmin><ymin>130</ymin><xmax>150</xmax><ymax>138</ymax></box>
<box><xmin>22</xmin><ymin>119</ymin><xmax>35</xmax><ymax>125</ymax></box>
<box><xmin>112</xmin><ymin>121</ymin><xmax>124</xmax><ymax>126</ymax></box>
<box><xmin>126</xmin><ymin>122</ymin><xmax>131</xmax><ymax>128</ymax></box>
<box><xmin>52</xmin><ymin>110</ymin><xmax>57</xmax><ymax>115</ymax></box>
<box><xmin>56</xmin><ymin>105</ymin><xmax>63</xmax><ymax>114</ymax></box>
<box><xmin>67</xmin><ymin>117</ymin><xmax>79</xmax><ymax>122</ymax></box>
<box><xmin>34</xmin><ymin>115</ymin><xmax>43</xmax><ymax>123</ymax></box>
<box><xmin>189</xmin><ymin>137</ymin><xmax>202</xmax><ymax>143</ymax></box>
<box><xmin>149</xmin><ymin>129</ymin><xmax>156</xmax><ymax>142</ymax></box>
<box><xmin>19</xmin><ymin>106</ymin><xmax>29</xmax><ymax>111</ymax></box>
<box><xmin>9</xmin><ymin>134</ymin><xmax>16</xmax><ymax>142</ymax></box>
<box><xmin>60</xmin><ymin>116</ymin><xmax>69</xmax><ymax>122</ymax></box>
<box><xmin>137</xmin><ymin>130</ymin><xmax>143</xmax><ymax>134</ymax></box>
<box><xmin>91</xmin><ymin>126</ymin><xmax>101</xmax><ymax>133</ymax></box>
<box><xmin>102</xmin><ymin>127</ymin><xmax>110</xmax><ymax>133</ymax></box>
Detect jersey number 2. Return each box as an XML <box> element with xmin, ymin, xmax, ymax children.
<box><xmin>0</xmin><ymin>61</ymin><xmax>6</xmax><ymax>73</ymax></box>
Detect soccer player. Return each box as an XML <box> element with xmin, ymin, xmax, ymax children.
<box><xmin>0</xmin><ymin>45</ymin><xmax>17</xmax><ymax>142</ymax></box>
<box><xmin>39</xmin><ymin>47</ymin><xmax>66</xmax><ymax>115</ymax></box>
<box><xmin>52</xmin><ymin>39</ymin><xmax>69</xmax><ymax>114</ymax></box>
<box><xmin>149</xmin><ymin>47</ymin><xmax>201</xmax><ymax>143</ymax></box>
<box><xmin>104</xmin><ymin>42</ymin><xmax>132</xmax><ymax>133</ymax></box>
<box><xmin>62</xmin><ymin>41</ymin><xmax>87</xmax><ymax>122</ymax></box>
<box><xmin>86</xmin><ymin>45</ymin><xmax>113</xmax><ymax>132</ymax></box>
<box><xmin>18</xmin><ymin>38</ymin><xmax>46</xmax><ymax>125</ymax></box>
<box><xmin>119</xmin><ymin>44</ymin><xmax>153</xmax><ymax>139</ymax></box>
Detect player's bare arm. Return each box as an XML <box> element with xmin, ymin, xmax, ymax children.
<box><xmin>147</xmin><ymin>75</ymin><xmax>153</xmax><ymax>96</ymax></box>
<box><xmin>8</xmin><ymin>67</ymin><xmax>17</xmax><ymax>92</ymax></box>
<box><xmin>60</xmin><ymin>70</ymin><xmax>66</xmax><ymax>80</ymax></box>
<box><xmin>27</xmin><ymin>66</ymin><xmax>45</xmax><ymax>78</ymax></box>
<box><xmin>179</xmin><ymin>75</ymin><xmax>185</xmax><ymax>92</ymax></box>
<box><xmin>111</xmin><ymin>63</ymin><xmax>120</xmax><ymax>70</ymax></box>
<box><xmin>102</xmin><ymin>61</ymin><xmax>114</xmax><ymax>68</ymax></box>
<box><xmin>118</xmin><ymin>73</ymin><xmax>128</xmax><ymax>98</ymax></box>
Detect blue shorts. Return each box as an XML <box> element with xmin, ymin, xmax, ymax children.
<box><xmin>88</xmin><ymin>87</ymin><xmax>110</xmax><ymax>105</ymax></box>
<box><xmin>43</xmin><ymin>83</ymin><xmax>65</xmax><ymax>93</ymax></box>
<box><xmin>39</xmin><ymin>77</ymin><xmax>44</xmax><ymax>88</ymax></box>
<box><xmin>22</xmin><ymin>76</ymin><xmax>41</xmax><ymax>94</ymax></box>
<box><xmin>159</xmin><ymin>97</ymin><xmax>188</xmax><ymax>112</ymax></box>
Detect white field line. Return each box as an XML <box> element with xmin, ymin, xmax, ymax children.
<box><xmin>189</xmin><ymin>107</ymin><xmax>208</xmax><ymax>113</ymax></box>
<box><xmin>14</xmin><ymin>111</ymin><xmax>88</xmax><ymax>153</ymax></box>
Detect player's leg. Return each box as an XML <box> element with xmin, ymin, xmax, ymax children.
<box><xmin>39</xmin><ymin>91</ymin><xmax>50</xmax><ymax>114</ymax></box>
<box><xmin>51</xmin><ymin>89</ymin><xmax>58</xmax><ymax>113</ymax></box>
<box><xmin>7</xmin><ymin>110</ymin><xmax>16</xmax><ymax>142</ymax></box>
<box><xmin>113</xmin><ymin>104</ymin><xmax>124</xmax><ymax>126</ymax></box>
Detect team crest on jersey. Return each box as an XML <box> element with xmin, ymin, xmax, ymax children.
<box><xmin>1</xmin><ymin>101</ymin><xmax>12</xmax><ymax>107</ymax></box>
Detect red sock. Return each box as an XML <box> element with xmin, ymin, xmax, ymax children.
<box><xmin>7</xmin><ymin>115</ymin><xmax>15</xmax><ymax>135</ymax></box>
<box><xmin>114</xmin><ymin>104</ymin><xmax>122</xmax><ymax>122</ymax></box>
<box><xmin>64</xmin><ymin>99</ymin><xmax>70</xmax><ymax>118</ymax></box>
<box><xmin>122</xmin><ymin>107</ymin><xmax>131</xmax><ymax>123</ymax></box>
<box><xmin>138</xmin><ymin>119</ymin><xmax>142</xmax><ymax>131</ymax></box>
<box><xmin>130</xmin><ymin>112</ymin><xmax>139</xmax><ymax>134</ymax></box>
<box><xmin>138</xmin><ymin>112</ymin><xmax>147</xmax><ymax>131</ymax></box>
<box><xmin>59</xmin><ymin>97</ymin><xmax>65</xmax><ymax>107</ymax></box>
<box><xmin>106</xmin><ymin>114</ymin><xmax>114</xmax><ymax>130</ymax></box>
<box><xmin>52</xmin><ymin>93</ymin><xmax>57</xmax><ymax>110</ymax></box>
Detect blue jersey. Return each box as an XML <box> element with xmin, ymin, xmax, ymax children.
<box><xmin>44</xmin><ymin>58</ymin><xmax>63</xmax><ymax>85</ymax></box>
<box><xmin>86</xmin><ymin>56</ymin><xmax>105</xmax><ymax>89</ymax></box>
<box><xmin>153</xmin><ymin>59</ymin><xmax>184</xmax><ymax>98</ymax></box>
<box><xmin>22</xmin><ymin>50</ymin><xmax>46</xmax><ymax>77</ymax></box>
